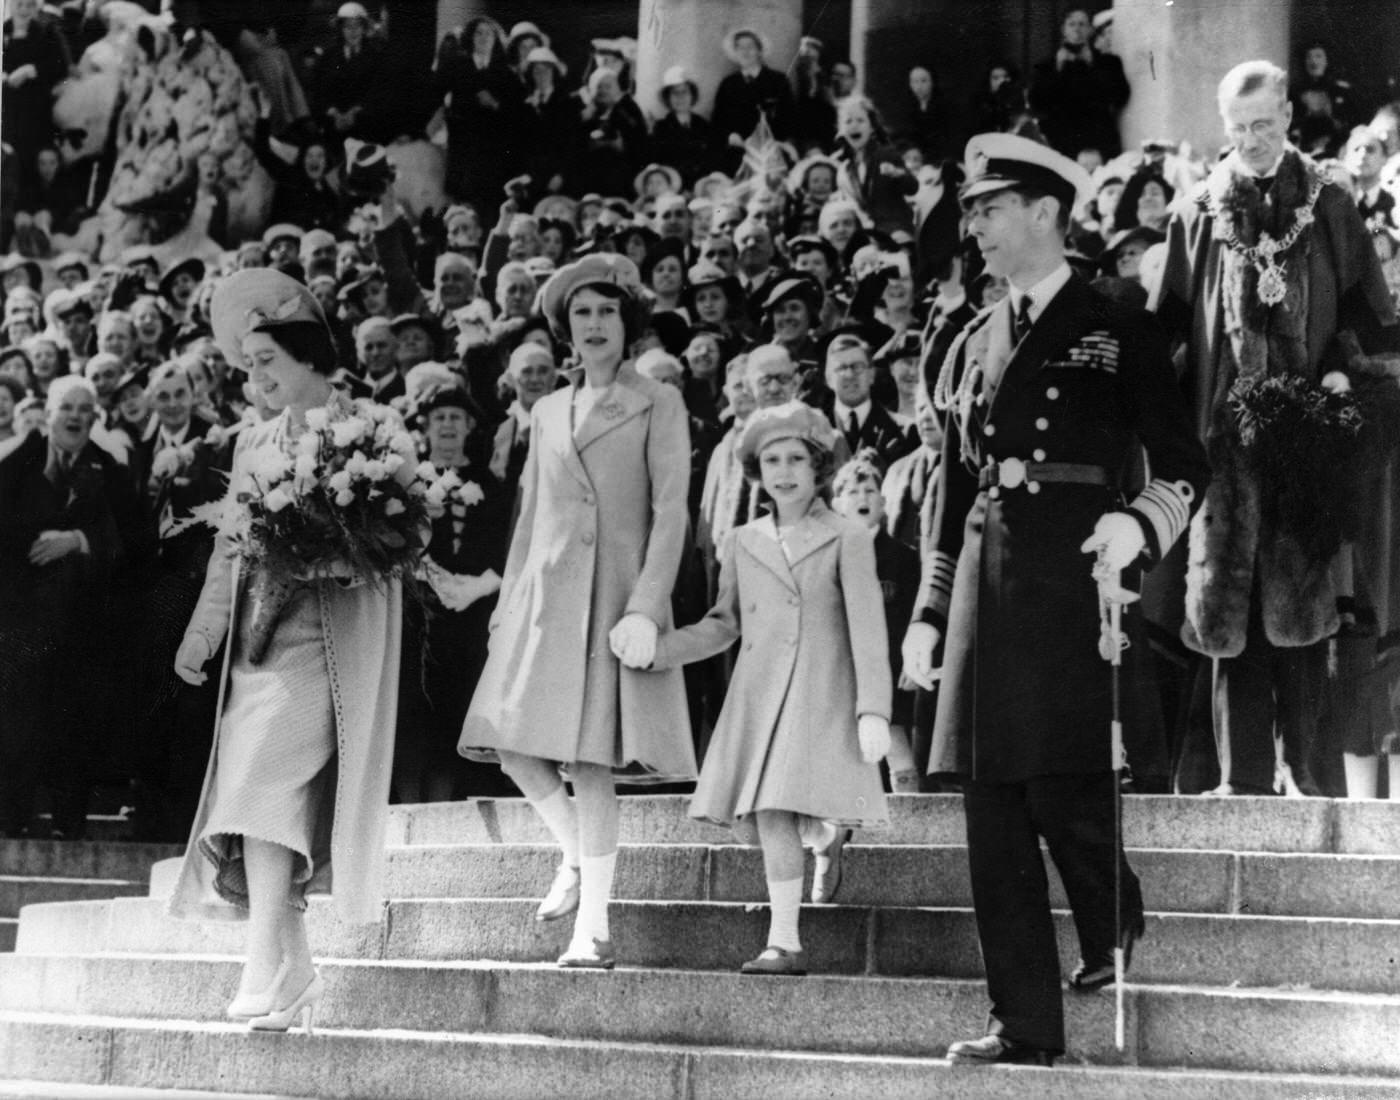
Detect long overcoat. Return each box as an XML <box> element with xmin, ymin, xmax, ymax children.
<box><xmin>653</xmin><ymin>503</ymin><xmax>891</xmax><ymax>826</ymax></box>
<box><xmin>168</xmin><ymin>414</ymin><xmax>402</xmax><ymax>926</ymax></box>
<box><xmin>460</xmin><ymin>364</ymin><xmax>696</xmax><ymax>782</ymax></box>
<box><xmin>920</xmin><ymin>276</ymin><xmax>1210</xmax><ymax>782</ymax></box>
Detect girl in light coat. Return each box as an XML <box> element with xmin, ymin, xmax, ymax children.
<box><xmin>631</xmin><ymin>400</ymin><xmax>891</xmax><ymax>974</ymax></box>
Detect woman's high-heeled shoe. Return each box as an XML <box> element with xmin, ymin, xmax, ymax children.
<box><xmin>248</xmin><ymin>969</ymin><xmax>324</xmax><ymax>1034</ymax></box>
<box><xmin>226</xmin><ymin>961</ymin><xmax>288</xmax><ymax>1020</ymax></box>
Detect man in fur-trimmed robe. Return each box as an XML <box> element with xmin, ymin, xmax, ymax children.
<box><xmin>1152</xmin><ymin>60</ymin><xmax>1397</xmax><ymax>796</ymax></box>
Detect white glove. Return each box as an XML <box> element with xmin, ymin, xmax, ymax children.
<box><xmin>174</xmin><ymin>632</ymin><xmax>211</xmax><ymax>686</ymax></box>
<box><xmin>1080</xmin><ymin>512</ymin><xmax>1146</xmax><ymax>572</ymax></box>
<box><xmin>901</xmin><ymin>621</ymin><xmax>942</xmax><ymax>691</ymax></box>
<box><xmin>609</xmin><ymin>613</ymin><xmax>658</xmax><ymax>669</ymax></box>
<box><xmin>857</xmin><ymin>714</ymin><xmax>891</xmax><ymax>764</ymax></box>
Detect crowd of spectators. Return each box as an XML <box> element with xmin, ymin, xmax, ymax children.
<box><xmin>4</xmin><ymin>1</ymin><xmax>1400</xmax><ymax>842</ymax></box>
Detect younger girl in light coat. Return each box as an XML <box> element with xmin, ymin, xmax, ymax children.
<box><xmin>625</xmin><ymin>400</ymin><xmax>890</xmax><ymax>974</ymax></box>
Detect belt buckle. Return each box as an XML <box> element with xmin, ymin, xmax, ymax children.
<box><xmin>997</xmin><ymin>456</ymin><xmax>1027</xmax><ymax>489</ymax></box>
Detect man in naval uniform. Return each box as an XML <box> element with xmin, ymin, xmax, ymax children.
<box><xmin>902</xmin><ymin>134</ymin><xmax>1211</xmax><ymax>1066</ymax></box>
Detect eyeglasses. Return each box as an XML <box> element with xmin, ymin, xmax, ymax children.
<box><xmin>754</xmin><ymin>372</ymin><xmax>795</xmax><ymax>388</ymax></box>
<box><xmin>829</xmin><ymin>361</ymin><xmax>871</xmax><ymax>374</ymax></box>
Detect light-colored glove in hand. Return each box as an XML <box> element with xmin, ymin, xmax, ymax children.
<box><xmin>1080</xmin><ymin>512</ymin><xmax>1146</xmax><ymax>572</ymax></box>
<box><xmin>174</xmin><ymin>632</ymin><xmax>212</xmax><ymax>686</ymax></box>
<box><xmin>858</xmin><ymin>713</ymin><xmax>891</xmax><ymax>764</ymax></box>
<box><xmin>609</xmin><ymin>613</ymin><xmax>658</xmax><ymax>669</ymax></box>
<box><xmin>901</xmin><ymin>621</ymin><xmax>941</xmax><ymax>691</ymax></box>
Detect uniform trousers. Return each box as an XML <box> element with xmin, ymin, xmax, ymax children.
<box><xmin>963</xmin><ymin>771</ymin><xmax>1143</xmax><ymax>1053</ymax></box>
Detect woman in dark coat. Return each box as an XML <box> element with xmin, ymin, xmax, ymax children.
<box><xmin>650</xmin><ymin>67</ymin><xmax>714</xmax><ymax>189</ymax></box>
<box><xmin>2</xmin><ymin>0</ymin><xmax>68</xmax><ymax>196</ymax></box>
<box><xmin>396</xmin><ymin>386</ymin><xmax>510</xmax><ymax>803</ymax></box>
<box><xmin>519</xmin><ymin>47</ymin><xmax>581</xmax><ymax>203</ymax></box>
<box><xmin>437</xmin><ymin>17</ymin><xmax>522</xmax><ymax>210</ymax></box>
<box><xmin>577</xmin><ymin>68</ymin><xmax>649</xmax><ymax>199</ymax></box>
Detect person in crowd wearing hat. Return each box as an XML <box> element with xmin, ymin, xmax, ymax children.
<box><xmin>0</xmin><ymin>372</ymin><xmax>140</xmax><ymax>840</ymax></box>
<box><xmin>759</xmin><ymin>274</ymin><xmax>826</xmax><ymax>396</ymax></box>
<box><xmin>1151</xmin><ymin>61</ymin><xmax>1398</xmax><ymax>798</ymax></box>
<box><xmin>437</xmin><ymin>17</ymin><xmax>520</xmax><ymax>212</ymax></box>
<box><xmin>901</xmin><ymin>133</ymin><xmax>1209</xmax><ymax>1065</ymax></box>
<box><xmin>876</xmin><ymin>330</ymin><xmax>925</xmax><ymax>423</ymax></box>
<box><xmin>125</xmin><ymin>359</ymin><xmax>234</xmax><ymax>841</ymax></box>
<box><xmin>788</xmin><ymin>235</ymin><xmax>842</xmax><ymax>299</ymax></box>
<box><xmin>390</xmin><ymin>312</ymin><xmax>443</xmax><ymax>376</ymax></box>
<box><xmin>824</xmin><ymin>332</ymin><xmax>917</xmax><ymax>470</ymax></box>
<box><xmin>817</xmin><ymin>198</ymin><xmax>867</xmax><ymax>262</ymax></box>
<box><xmin>685</xmin><ymin>259</ymin><xmax>746</xmax><ymax>350</ymax></box>
<box><xmin>52</xmin><ymin>252</ymin><xmax>90</xmax><ymax>291</ymax></box>
<box><xmin>520</xmin><ymin>45</ymin><xmax>581</xmax><ymax>202</ymax></box>
<box><xmin>354</xmin><ymin>316</ymin><xmax>403</xmax><ymax>403</ymax></box>
<box><xmin>490</xmin><ymin>340</ymin><xmax>558</xmax><ymax>496</ymax></box>
<box><xmin>505</xmin><ymin>21</ymin><xmax>550</xmax><ymax>86</ymax></box>
<box><xmin>833</xmin><ymin>95</ymin><xmax>919</xmax><ymax>237</ymax></box>
<box><xmin>1110</xmin><ymin>169</ymin><xmax>1174</xmax><ymax>235</ymax></box>
<box><xmin>248</xmin><ymin>91</ymin><xmax>342</xmax><ymax>234</ymax></box>
<box><xmin>461</xmin><ymin>254</ymin><xmax>696</xmax><ymax>970</ymax></box>
<box><xmin>578</xmin><ymin>67</ymin><xmax>650</xmax><ymax>200</ymax></box>
<box><xmin>682</xmin><ymin>327</ymin><xmax>727</xmax><ymax>426</ymax></box>
<box><xmin>635</xmin><ymin>399</ymin><xmax>890</xmax><ymax>974</ymax></box>
<box><xmin>1099</xmin><ymin>225</ymin><xmax>1164</xmax><ymax>283</ymax></box>
<box><xmin>49</xmin><ymin>289</ymin><xmax>95</xmax><ymax>373</ymax></box>
<box><xmin>642</xmin><ymin>238</ymin><xmax>689</xmax><ymax>317</ymax></box>
<box><xmin>396</xmin><ymin>382</ymin><xmax>510</xmax><ymax>804</ymax></box>
<box><xmin>1030</xmin><ymin>7</ymin><xmax>1130</xmax><ymax>161</ymax></box>
<box><xmin>169</xmin><ymin>267</ymin><xmax>412</xmax><ymax>1033</ymax></box>
<box><xmin>20</xmin><ymin>334</ymin><xmax>64</xmax><ymax>400</ymax></box>
<box><xmin>159</xmin><ymin>259</ymin><xmax>206</xmax><ymax>328</ymax></box>
<box><xmin>0</xmin><ymin>375</ymin><xmax>23</xmax><ymax>456</ymax></box>
<box><xmin>901</xmin><ymin>65</ymin><xmax>950</xmax><ymax>164</ymax></box>
<box><xmin>305</xmin><ymin>2</ymin><xmax>394</xmax><ymax>143</ymax></box>
<box><xmin>696</xmin><ymin>353</ymin><xmax>759</xmax><ymax>583</ymax></box>
<box><xmin>296</xmin><ymin>230</ymin><xmax>338</xmax><ymax>283</ymax></box>
<box><xmin>0</xmin><ymin>253</ymin><xmax>43</xmax><ymax>296</ymax></box>
<box><xmin>713</xmin><ymin>28</ymin><xmax>797</xmax><ymax>175</ymax></box>
<box><xmin>784</xmin><ymin>155</ymin><xmax>843</xmax><ymax>239</ymax></box>
<box><xmin>262</xmin><ymin>224</ymin><xmax>305</xmax><ymax>275</ymax></box>
<box><xmin>651</xmin><ymin>67</ymin><xmax>715</xmax><ymax>189</ymax></box>
<box><xmin>831</xmin><ymin>449</ymin><xmax>923</xmax><ymax>794</ymax></box>
<box><xmin>112</xmin><ymin>364</ymin><xmax>151</xmax><ymax>448</ymax></box>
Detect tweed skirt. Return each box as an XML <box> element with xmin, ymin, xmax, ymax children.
<box><xmin>198</xmin><ymin>585</ymin><xmax>335</xmax><ymax>911</ymax></box>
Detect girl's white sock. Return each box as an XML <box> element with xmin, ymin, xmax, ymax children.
<box><xmin>573</xmin><ymin>850</ymin><xmax>618</xmax><ymax>945</ymax></box>
<box><xmin>532</xmin><ymin>786</ymin><xmax>580</xmax><ymax>868</ymax></box>
<box><xmin>766</xmin><ymin>876</ymin><xmax>804</xmax><ymax>953</ymax></box>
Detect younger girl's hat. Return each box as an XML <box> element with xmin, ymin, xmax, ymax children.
<box><xmin>737</xmin><ymin>399</ymin><xmax>837</xmax><ymax>464</ymax></box>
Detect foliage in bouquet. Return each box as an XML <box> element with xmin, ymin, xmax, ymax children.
<box><xmin>230</xmin><ymin>401</ymin><xmax>459</xmax><ymax>585</ymax></box>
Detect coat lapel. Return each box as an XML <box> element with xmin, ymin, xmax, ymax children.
<box><xmin>988</xmin><ymin>276</ymin><xmax>1090</xmax><ymax>422</ymax></box>
<box><xmin>783</xmin><ymin>511</ymin><xmax>841</xmax><ymax>569</ymax></box>
<box><xmin>573</xmin><ymin>367</ymin><xmax>653</xmax><ymax>454</ymax></box>
<box><xmin>739</xmin><ymin>519</ymin><xmax>799</xmax><ymax>594</ymax></box>
<box><xmin>540</xmin><ymin>390</ymin><xmax>592</xmax><ymax>492</ymax></box>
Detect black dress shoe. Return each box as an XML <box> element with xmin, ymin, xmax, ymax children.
<box><xmin>947</xmin><ymin>1034</ymin><xmax>1056</xmax><ymax>1066</ymax></box>
<box><xmin>1069</xmin><ymin>915</ymin><xmax>1145</xmax><ymax>992</ymax></box>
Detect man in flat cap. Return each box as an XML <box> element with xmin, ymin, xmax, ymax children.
<box><xmin>902</xmin><ymin>133</ymin><xmax>1210</xmax><ymax>1065</ymax></box>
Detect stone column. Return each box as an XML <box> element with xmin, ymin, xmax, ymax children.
<box><xmin>436</xmin><ymin>0</ymin><xmax>489</xmax><ymax>41</ymax></box>
<box><xmin>1114</xmin><ymin>0</ymin><xmax>1292</xmax><ymax>159</ymax></box>
<box><xmin>634</xmin><ymin>0</ymin><xmax>803</xmax><ymax>122</ymax></box>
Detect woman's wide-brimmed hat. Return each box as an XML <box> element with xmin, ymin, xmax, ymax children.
<box><xmin>658</xmin><ymin>65</ymin><xmax>699</xmax><ymax>106</ymax></box>
<box><xmin>523</xmin><ymin>45</ymin><xmax>566</xmax><ymax>77</ymax></box>
<box><xmin>158</xmin><ymin>257</ymin><xmax>206</xmax><ymax>302</ymax></box>
<box><xmin>633</xmin><ymin>162</ymin><xmax>683</xmax><ymax>199</ymax></box>
<box><xmin>210</xmin><ymin>268</ymin><xmax>331</xmax><ymax>373</ymax></box>
<box><xmin>539</xmin><ymin>253</ymin><xmax>642</xmax><ymax>340</ymax></box>
<box><xmin>507</xmin><ymin>21</ymin><xmax>550</xmax><ymax>50</ymax></box>
<box><xmin>737</xmin><ymin>399</ymin><xmax>838</xmax><ymax>464</ymax></box>
<box><xmin>724</xmin><ymin>27</ymin><xmax>770</xmax><ymax>63</ymax></box>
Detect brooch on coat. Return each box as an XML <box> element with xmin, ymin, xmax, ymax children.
<box><xmin>1053</xmin><ymin>331</ymin><xmax>1120</xmax><ymax>373</ymax></box>
<box><xmin>599</xmin><ymin>399</ymin><xmax>626</xmax><ymax>421</ymax></box>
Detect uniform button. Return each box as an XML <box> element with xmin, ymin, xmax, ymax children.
<box><xmin>1027</xmin><ymin>481</ymin><xmax>1041</xmax><ymax>494</ymax></box>
<box><xmin>989</xmin><ymin>487</ymin><xmax>1001</xmax><ymax>500</ymax></box>
<box><xmin>582</xmin><ymin>532</ymin><xmax>595</xmax><ymax>545</ymax></box>
<box><xmin>1035</xmin><ymin>417</ymin><xmax>1049</xmax><ymax>431</ymax></box>
<box><xmin>1046</xmin><ymin>386</ymin><xmax>1060</xmax><ymax>400</ymax></box>
<box><xmin>983</xmin><ymin>423</ymin><xmax>996</xmax><ymax>436</ymax></box>
<box><xmin>1033</xmin><ymin>448</ymin><xmax>1047</xmax><ymax>461</ymax></box>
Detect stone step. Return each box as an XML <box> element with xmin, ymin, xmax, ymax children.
<box><xmin>27</xmin><ymin>815</ymin><xmax>133</xmax><ymax>843</ymax></box>
<box><xmin>0</xmin><ymin>1084</ymin><xmax>296</xmax><ymax>1100</ymax></box>
<box><xmin>15</xmin><ymin>896</ymin><xmax>1400</xmax><ymax>995</ymax></box>
<box><xmin>0</xmin><ymin>840</ymin><xmax>180</xmax><ymax>883</ymax></box>
<box><xmin>0</xmin><ymin>877</ymin><xmax>146</xmax><ymax>918</ymax></box>
<box><xmin>370</xmin><ymin>842</ymin><xmax>1400</xmax><ymax>920</ymax></box>
<box><xmin>388</xmin><ymin>793</ymin><xmax>1400</xmax><ymax>854</ymax></box>
<box><xmin>0</xmin><ymin>1009</ymin><xmax>1396</xmax><ymax>1098</ymax></box>
<box><xmin>0</xmin><ymin>921</ymin><xmax>14</xmax><ymax>953</ymax></box>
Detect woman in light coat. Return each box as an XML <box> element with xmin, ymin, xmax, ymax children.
<box><xmin>170</xmin><ymin>269</ymin><xmax>404</xmax><ymax>1033</ymax></box>
<box><xmin>461</xmin><ymin>254</ymin><xmax>695</xmax><ymax>969</ymax></box>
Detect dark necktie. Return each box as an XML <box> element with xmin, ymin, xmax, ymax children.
<box><xmin>845</xmin><ymin>410</ymin><xmax>861</xmax><ymax>452</ymax></box>
<box><xmin>1013</xmin><ymin>295</ymin><xmax>1034</xmax><ymax>343</ymax></box>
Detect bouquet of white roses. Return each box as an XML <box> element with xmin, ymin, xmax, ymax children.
<box><xmin>228</xmin><ymin>399</ymin><xmax>461</xmax><ymax>662</ymax></box>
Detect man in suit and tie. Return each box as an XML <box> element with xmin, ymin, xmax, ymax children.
<box><xmin>902</xmin><ymin>133</ymin><xmax>1210</xmax><ymax>1065</ymax></box>
<box><xmin>825</xmin><ymin>333</ymin><xmax>918</xmax><ymax>473</ymax></box>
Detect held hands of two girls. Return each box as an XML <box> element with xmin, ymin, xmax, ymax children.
<box><xmin>609</xmin><ymin>613</ymin><xmax>658</xmax><ymax>669</ymax></box>
<box><xmin>857</xmin><ymin>713</ymin><xmax>891</xmax><ymax>764</ymax></box>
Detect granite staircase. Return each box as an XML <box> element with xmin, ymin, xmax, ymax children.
<box><xmin>1</xmin><ymin>794</ymin><xmax>1398</xmax><ymax>1098</ymax></box>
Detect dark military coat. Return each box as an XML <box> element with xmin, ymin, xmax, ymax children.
<box><xmin>916</xmin><ymin>274</ymin><xmax>1209</xmax><ymax>782</ymax></box>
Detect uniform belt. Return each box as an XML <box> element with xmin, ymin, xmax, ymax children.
<box><xmin>978</xmin><ymin>459</ymin><xmax>1111</xmax><ymax>492</ymax></box>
